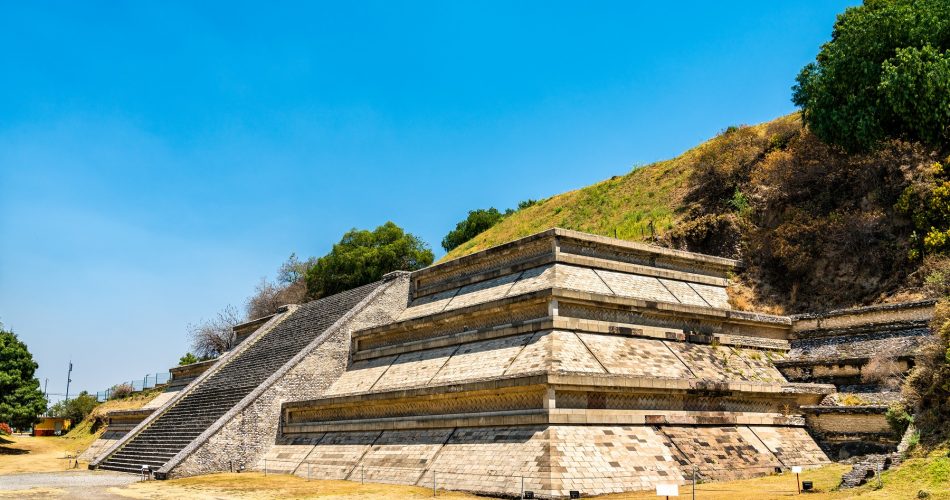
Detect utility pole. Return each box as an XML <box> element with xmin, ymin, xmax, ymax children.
<box><xmin>43</xmin><ymin>378</ymin><xmax>48</xmax><ymax>415</ymax></box>
<box><xmin>64</xmin><ymin>361</ymin><xmax>73</xmax><ymax>403</ymax></box>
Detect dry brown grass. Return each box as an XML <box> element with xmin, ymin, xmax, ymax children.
<box><xmin>108</xmin><ymin>473</ymin><xmax>481</xmax><ymax>499</ymax></box>
<box><xmin>0</xmin><ymin>434</ymin><xmax>86</xmax><ymax>474</ymax></box>
<box><xmin>98</xmin><ymin>459</ymin><xmax>949</xmax><ymax>500</ymax></box>
<box><xmin>439</xmin><ymin>115</ymin><xmax>802</xmax><ymax>263</ymax></box>
<box><xmin>0</xmin><ymin>390</ymin><xmax>164</xmax><ymax>475</ymax></box>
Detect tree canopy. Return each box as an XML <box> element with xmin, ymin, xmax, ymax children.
<box><xmin>793</xmin><ymin>0</ymin><xmax>950</xmax><ymax>152</ymax></box>
<box><xmin>441</xmin><ymin>208</ymin><xmax>506</xmax><ymax>252</ymax></box>
<box><xmin>0</xmin><ymin>327</ymin><xmax>47</xmax><ymax>429</ymax></box>
<box><xmin>441</xmin><ymin>200</ymin><xmax>538</xmax><ymax>252</ymax></box>
<box><xmin>305</xmin><ymin>222</ymin><xmax>434</xmax><ymax>299</ymax></box>
<box><xmin>187</xmin><ymin>305</ymin><xmax>242</xmax><ymax>359</ymax></box>
<box><xmin>48</xmin><ymin>391</ymin><xmax>98</xmax><ymax>424</ymax></box>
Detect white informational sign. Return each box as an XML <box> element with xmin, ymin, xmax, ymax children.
<box><xmin>791</xmin><ymin>466</ymin><xmax>803</xmax><ymax>474</ymax></box>
<box><xmin>656</xmin><ymin>482</ymin><xmax>679</xmax><ymax>496</ymax></box>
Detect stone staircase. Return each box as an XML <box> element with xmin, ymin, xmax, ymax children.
<box><xmin>95</xmin><ymin>281</ymin><xmax>382</xmax><ymax>475</ymax></box>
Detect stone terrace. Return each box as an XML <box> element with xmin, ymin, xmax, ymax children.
<box><xmin>267</xmin><ymin>229</ymin><xmax>835</xmax><ymax>498</ymax></box>
<box><xmin>779</xmin><ymin>301</ymin><xmax>934</xmax><ymax>459</ymax></box>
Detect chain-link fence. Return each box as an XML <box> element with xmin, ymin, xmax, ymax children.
<box><xmin>96</xmin><ymin>372</ymin><xmax>171</xmax><ymax>401</ymax></box>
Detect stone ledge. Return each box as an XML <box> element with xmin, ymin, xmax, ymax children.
<box><xmin>791</xmin><ymin>300</ymin><xmax>935</xmax><ymax>337</ymax></box>
<box><xmin>283</xmin><ymin>409</ymin><xmax>808</xmax><ymax>434</ymax></box>
<box><xmin>412</xmin><ymin>228</ymin><xmax>740</xmax><ymax>300</ymax></box>
<box><xmin>353</xmin><ymin>288</ymin><xmax>793</xmax><ymax>359</ymax></box>
<box><xmin>801</xmin><ymin>405</ymin><xmax>889</xmax><ymax>415</ymax></box>
<box><xmin>286</xmin><ymin>372</ymin><xmax>833</xmax><ymax>410</ymax></box>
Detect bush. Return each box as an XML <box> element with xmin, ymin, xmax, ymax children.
<box><xmin>895</xmin><ymin>159</ymin><xmax>950</xmax><ymax>259</ymax></box>
<box><xmin>863</xmin><ymin>353</ymin><xmax>906</xmax><ymax>390</ymax></box>
<box><xmin>793</xmin><ymin>0</ymin><xmax>950</xmax><ymax>151</ymax></box>
<box><xmin>904</xmin><ymin>298</ymin><xmax>950</xmax><ymax>442</ymax></box>
<box><xmin>178</xmin><ymin>353</ymin><xmax>212</xmax><ymax>366</ymax></box>
<box><xmin>441</xmin><ymin>208</ymin><xmax>505</xmax><ymax>252</ymax></box>
<box><xmin>886</xmin><ymin>402</ymin><xmax>914</xmax><ymax>438</ymax></box>
<box><xmin>305</xmin><ymin>222</ymin><xmax>434</xmax><ymax>300</ymax></box>
<box><xmin>0</xmin><ymin>422</ymin><xmax>12</xmax><ymax>435</ymax></box>
<box><xmin>108</xmin><ymin>383</ymin><xmax>134</xmax><ymax>400</ymax></box>
<box><xmin>47</xmin><ymin>391</ymin><xmax>98</xmax><ymax>423</ymax></box>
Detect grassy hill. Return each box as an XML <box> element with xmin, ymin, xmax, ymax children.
<box><xmin>442</xmin><ymin>112</ymin><xmax>940</xmax><ymax>315</ymax></box>
<box><xmin>441</xmin><ymin>114</ymin><xmax>800</xmax><ymax>262</ymax></box>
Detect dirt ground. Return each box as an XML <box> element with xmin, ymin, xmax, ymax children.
<box><xmin>0</xmin><ymin>434</ymin><xmax>86</xmax><ymax>474</ymax></box>
<box><xmin>2</xmin><ymin>434</ymin><xmax>947</xmax><ymax>499</ymax></box>
<box><xmin>110</xmin><ymin>473</ymin><xmax>480</xmax><ymax>499</ymax></box>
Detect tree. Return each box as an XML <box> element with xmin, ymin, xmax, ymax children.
<box><xmin>305</xmin><ymin>222</ymin><xmax>434</xmax><ymax>299</ymax></box>
<box><xmin>276</xmin><ymin>253</ymin><xmax>314</xmax><ymax>285</ymax></box>
<box><xmin>793</xmin><ymin>0</ymin><xmax>950</xmax><ymax>152</ymax></box>
<box><xmin>245</xmin><ymin>254</ymin><xmax>311</xmax><ymax>320</ymax></box>
<box><xmin>0</xmin><ymin>326</ymin><xmax>47</xmax><ymax>429</ymax></box>
<box><xmin>442</xmin><ymin>208</ymin><xmax>505</xmax><ymax>252</ymax></box>
<box><xmin>187</xmin><ymin>305</ymin><xmax>242</xmax><ymax>359</ymax></box>
<box><xmin>178</xmin><ymin>352</ymin><xmax>210</xmax><ymax>366</ymax></box>
<box><xmin>47</xmin><ymin>391</ymin><xmax>98</xmax><ymax>423</ymax></box>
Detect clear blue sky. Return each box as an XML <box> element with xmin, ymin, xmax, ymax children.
<box><xmin>0</xmin><ymin>1</ymin><xmax>856</xmax><ymax>398</ymax></box>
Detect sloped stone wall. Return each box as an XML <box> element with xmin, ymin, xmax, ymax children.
<box><xmin>258</xmin><ymin>423</ymin><xmax>826</xmax><ymax>498</ymax></box>
<box><xmin>167</xmin><ymin>274</ymin><xmax>410</xmax><ymax>477</ymax></box>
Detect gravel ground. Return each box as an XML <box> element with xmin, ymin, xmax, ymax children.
<box><xmin>0</xmin><ymin>470</ymin><xmax>140</xmax><ymax>499</ymax></box>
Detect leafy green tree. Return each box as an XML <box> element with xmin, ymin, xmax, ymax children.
<box><xmin>0</xmin><ymin>327</ymin><xmax>47</xmax><ymax>429</ymax></box>
<box><xmin>178</xmin><ymin>352</ymin><xmax>211</xmax><ymax>366</ymax></box>
<box><xmin>47</xmin><ymin>391</ymin><xmax>98</xmax><ymax>424</ymax></box>
<box><xmin>442</xmin><ymin>208</ymin><xmax>505</xmax><ymax>252</ymax></box>
<box><xmin>305</xmin><ymin>222</ymin><xmax>434</xmax><ymax>299</ymax></box>
<box><xmin>793</xmin><ymin>0</ymin><xmax>950</xmax><ymax>151</ymax></box>
<box><xmin>441</xmin><ymin>200</ymin><xmax>539</xmax><ymax>252</ymax></box>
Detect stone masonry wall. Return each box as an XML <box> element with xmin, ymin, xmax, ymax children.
<box><xmin>168</xmin><ymin>275</ymin><xmax>410</xmax><ymax>477</ymax></box>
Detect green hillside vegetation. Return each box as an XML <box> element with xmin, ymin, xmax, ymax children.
<box><xmin>441</xmin><ymin>117</ymin><xmax>800</xmax><ymax>262</ymax></box>
<box><xmin>62</xmin><ymin>388</ymin><xmax>163</xmax><ymax>453</ymax></box>
<box><xmin>443</xmin><ymin>112</ymin><xmax>942</xmax><ymax>315</ymax></box>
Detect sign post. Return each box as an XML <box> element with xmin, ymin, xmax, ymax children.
<box><xmin>656</xmin><ymin>482</ymin><xmax>679</xmax><ymax>500</ymax></box>
<box><xmin>791</xmin><ymin>466</ymin><xmax>803</xmax><ymax>494</ymax></box>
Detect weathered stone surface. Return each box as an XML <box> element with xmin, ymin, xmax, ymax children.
<box><xmin>93</xmin><ymin>229</ymin><xmax>935</xmax><ymax>498</ymax></box>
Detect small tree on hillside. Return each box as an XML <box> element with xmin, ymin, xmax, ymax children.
<box><xmin>793</xmin><ymin>0</ymin><xmax>950</xmax><ymax>151</ymax></box>
<box><xmin>47</xmin><ymin>391</ymin><xmax>98</xmax><ymax>423</ymax></box>
<box><xmin>187</xmin><ymin>305</ymin><xmax>242</xmax><ymax>359</ymax></box>
<box><xmin>442</xmin><ymin>208</ymin><xmax>505</xmax><ymax>252</ymax></box>
<box><xmin>305</xmin><ymin>222</ymin><xmax>434</xmax><ymax>299</ymax></box>
<box><xmin>0</xmin><ymin>326</ymin><xmax>47</xmax><ymax>429</ymax></box>
<box><xmin>441</xmin><ymin>200</ymin><xmax>539</xmax><ymax>252</ymax></box>
<box><xmin>246</xmin><ymin>253</ymin><xmax>313</xmax><ymax>319</ymax></box>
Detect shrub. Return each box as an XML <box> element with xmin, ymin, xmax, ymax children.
<box><xmin>178</xmin><ymin>353</ymin><xmax>212</xmax><ymax>366</ymax></box>
<box><xmin>886</xmin><ymin>402</ymin><xmax>914</xmax><ymax>437</ymax></box>
<box><xmin>793</xmin><ymin>0</ymin><xmax>950</xmax><ymax>151</ymax></box>
<box><xmin>895</xmin><ymin>159</ymin><xmax>950</xmax><ymax>259</ymax></box>
<box><xmin>441</xmin><ymin>208</ymin><xmax>506</xmax><ymax>252</ymax></box>
<box><xmin>839</xmin><ymin>394</ymin><xmax>869</xmax><ymax>406</ymax></box>
<box><xmin>47</xmin><ymin>391</ymin><xmax>99</xmax><ymax>423</ymax></box>
<box><xmin>863</xmin><ymin>353</ymin><xmax>906</xmax><ymax>390</ymax></box>
<box><xmin>305</xmin><ymin>222</ymin><xmax>433</xmax><ymax>299</ymax></box>
<box><xmin>0</xmin><ymin>422</ymin><xmax>12</xmax><ymax>435</ymax></box>
<box><xmin>108</xmin><ymin>383</ymin><xmax>134</xmax><ymax>400</ymax></box>
<box><xmin>904</xmin><ymin>298</ymin><xmax>950</xmax><ymax>442</ymax></box>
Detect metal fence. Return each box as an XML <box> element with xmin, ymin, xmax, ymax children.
<box><xmin>96</xmin><ymin>372</ymin><xmax>171</xmax><ymax>401</ymax></box>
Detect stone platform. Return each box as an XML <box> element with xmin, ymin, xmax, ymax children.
<box><xmin>260</xmin><ymin>229</ymin><xmax>836</xmax><ymax>498</ymax></box>
<box><xmin>91</xmin><ymin>228</ymin><xmax>933</xmax><ymax>498</ymax></box>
